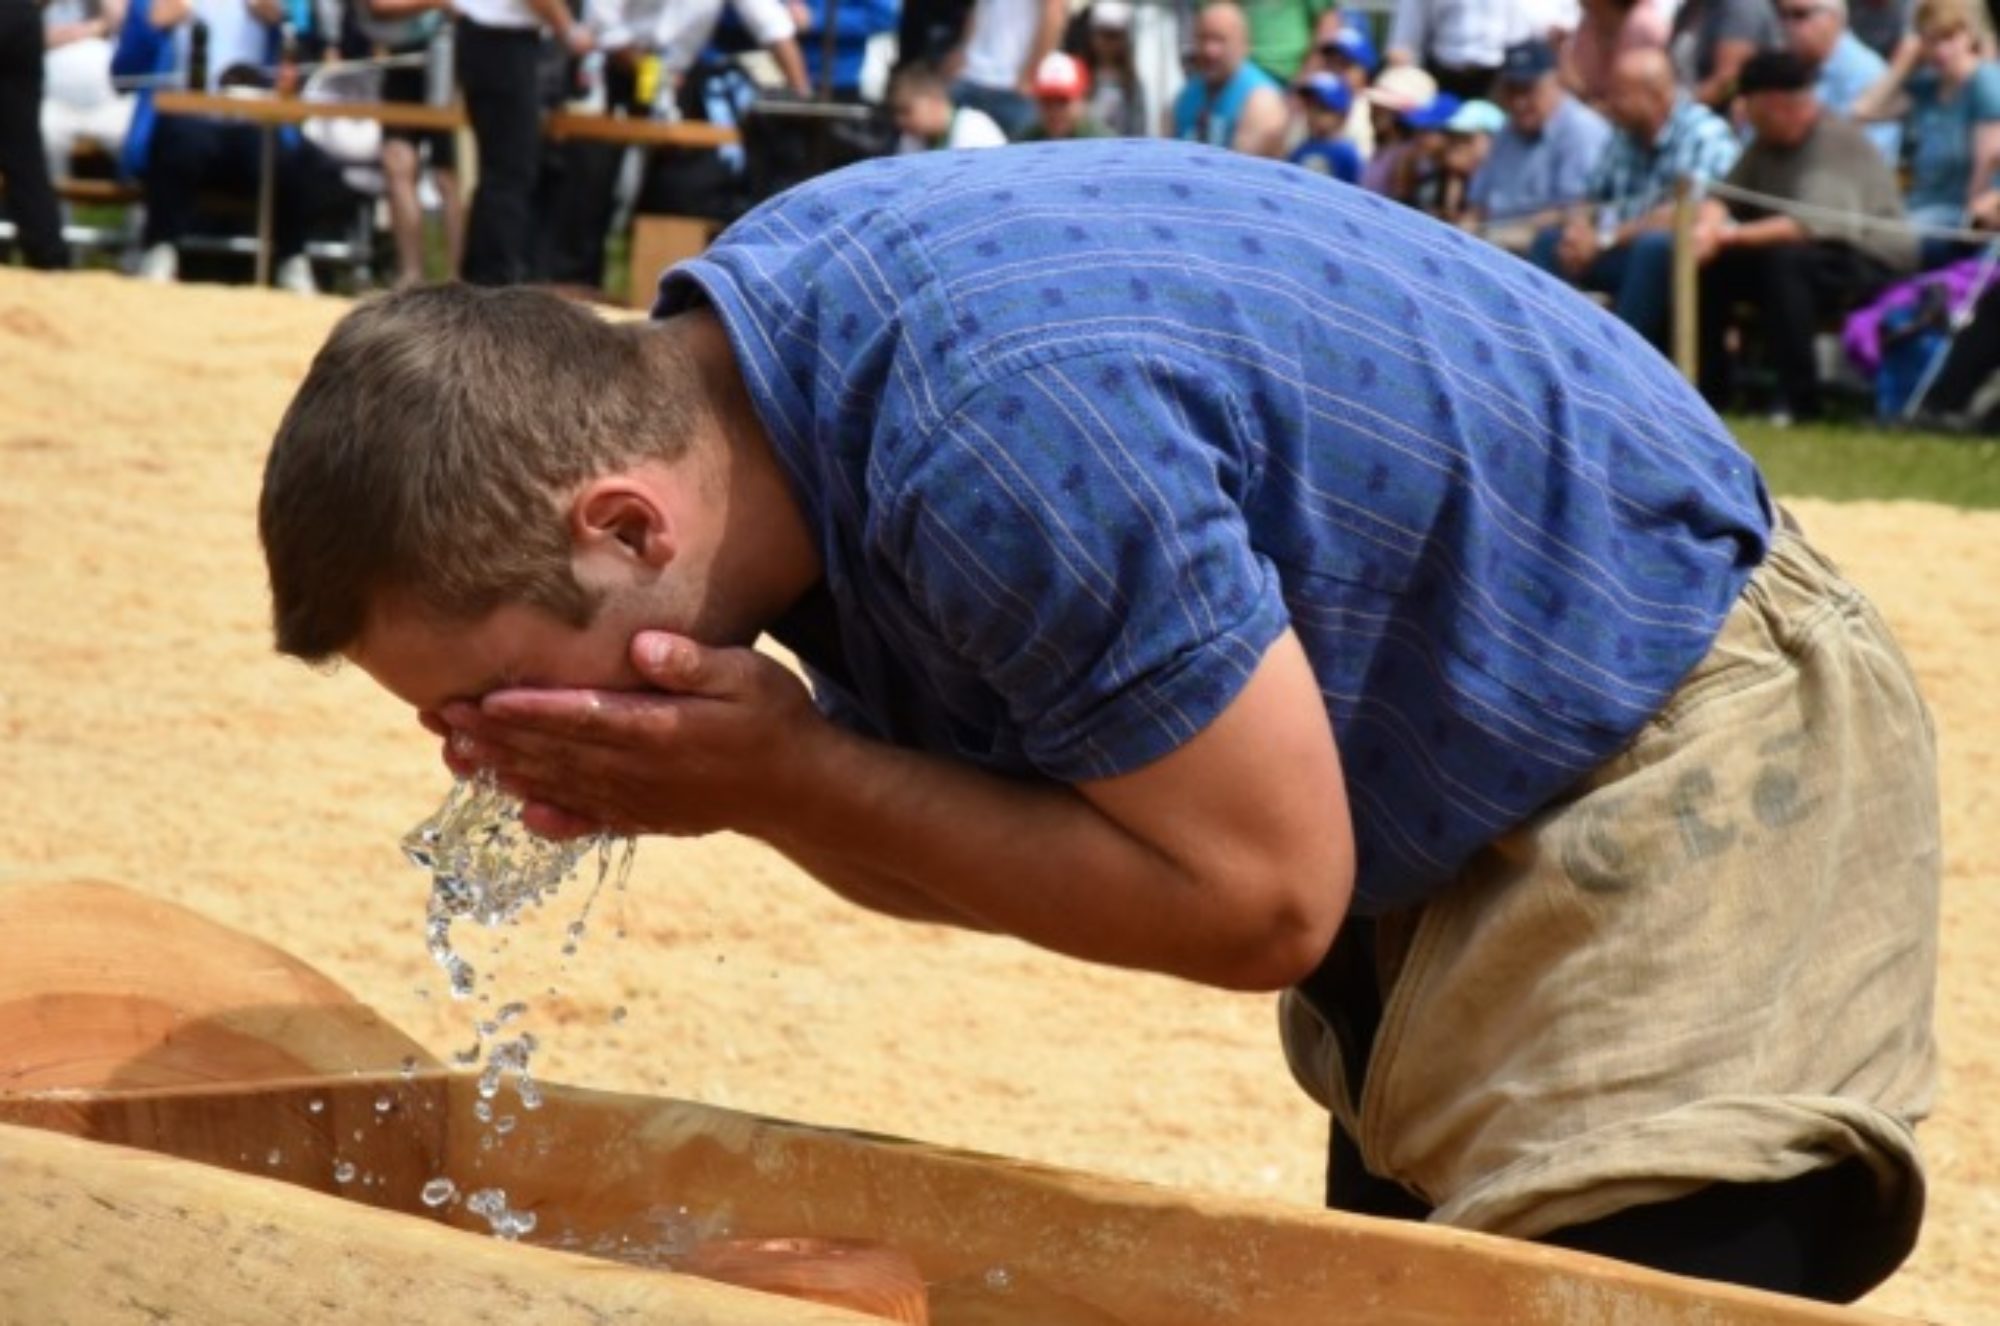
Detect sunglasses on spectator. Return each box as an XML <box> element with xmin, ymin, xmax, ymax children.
<box><xmin>1778</xmin><ymin>4</ymin><xmax>1827</xmax><ymax>18</ymax></box>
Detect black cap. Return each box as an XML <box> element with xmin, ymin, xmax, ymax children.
<box><xmin>1736</xmin><ymin>50</ymin><xmax>1817</xmax><ymax>95</ymax></box>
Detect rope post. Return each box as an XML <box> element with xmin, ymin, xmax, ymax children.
<box><xmin>1671</xmin><ymin>174</ymin><xmax>1699</xmax><ymax>385</ymax></box>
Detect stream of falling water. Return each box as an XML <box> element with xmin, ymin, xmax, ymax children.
<box><xmin>397</xmin><ymin>771</ymin><xmax>637</xmax><ymax>1239</ymax></box>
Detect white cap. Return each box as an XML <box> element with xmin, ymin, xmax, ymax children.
<box><xmin>1091</xmin><ymin>1</ymin><xmax>1134</xmax><ymax>30</ymax></box>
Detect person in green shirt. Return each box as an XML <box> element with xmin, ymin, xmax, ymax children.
<box><xmin>1244</xmin><ymin>0</ymin><xmax>1337</xmax><ymax>82</ymax></box>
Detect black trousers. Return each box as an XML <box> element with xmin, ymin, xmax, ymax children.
<box><xmin>1699</xmin><ymin>239</ymin><xmax>1892</xmax><ymax>420</ymax></box>
<box><xmin>1922</xmin><ymin>285</ymin><xmax>2000</xmax><ymax>419</ymax></box>
<box><xmin>142</xmin><ymin>116</ymin><xmax>355</xmax><ymax>264</ymax></box>
<box><xmin>456</xmin><ymin>16</ymin><xmax>544</xmax><ymax>285</ymax></box>
<box><xmin>0</xmin><ymin>0</ymin><xmax>68</xmax><ymax>269</ymax></box>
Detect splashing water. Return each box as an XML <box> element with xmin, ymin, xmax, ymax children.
<box><xmin>399</xmin><ymin>771</ymin><xmax>636</xmax><ymax>1240</ymax></box>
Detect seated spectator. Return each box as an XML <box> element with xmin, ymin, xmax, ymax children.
<box><xmin>1080</xmin><ymin>1</ymin><xmax>1145</xmax><ymax>137</ymax></box>
<box><xmin>1021</xmin><ymin>50</ymin><xmax>1107</xmax><ymax>139</ymax></box>
<box><xmin>1781</xmin><ymin>0</ymin><xmax>1902</xmax><ymax>162</ymax></box>
<box><xmin>1563</xmin><ymin>0</ymin><xmax>1670</xmax><ymax>109</ymax></box>
<box><xmin>891</xmin><ymin>60</ymin><xmax>1007</xmax><ymax>150</ymax></box>
<box><xmin>1359</xmin><ymin>63</ymin><xmax>1437</xmax><ymax>193</ymax></box>
<box><xmin>1853</xmin><ymin>0</ymin><xmax>2000</xmax><ymax>266</ymax></box>
<box><xmin>1418</xmin><ymin>96</ymin><xmax>1501</xmax><ymax>224</ymax></box>
<box><xmin>1468</xmin><ymin>37</ymin><xmax>1613</xmax><ymax>251</ymax></box>
<box><xmin>1694</xmin><ymin>50</ymin><xmax>1914</xmax><ymax>421</ymax></box>
<box><xmin>111</xmin><ymin>0</ymin><xmax>363</xmax><ymax>292</ymax></box>
<box><xmin>1384</xmin><ymin>90</ymin><xmax>1461</xmax><ymax>208</ymax></box>
<box><xmin>1669</xmin><ymin>0</ymin><xmax>1784</xmax><ymax>109</ymax></box>
<box><xmin>42</xmin><ymin>0</ymin><xmax>136</xmax><ymax>184</ymax></box>
<box><xmin>1287</xmin><ymin>70</ymin><xmax>1362</xmax><ymax>181</ymax></box>
<box><xmin>1530</xmin><ymin>46</ymin><xmax>1740</xmax><ymax>347</ymax></box>
<box><xmin>1305</xmin><ymin>16</ymin><xmax>1378</xmax><ymax>157</ymax></box>
<box><xmin>1169</xmin><ymin>2</ymin><xmax>1288</xmax><ymax>157</ymax></box>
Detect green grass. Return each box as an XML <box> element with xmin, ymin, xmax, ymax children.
<box><xmin>1729</xmin><ymin>417</ymin><xmax>2000</xmax><ymax>509</ymax></box>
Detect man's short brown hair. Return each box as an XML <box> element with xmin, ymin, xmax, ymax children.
<box><xmin>258</xmin><ymin>283</ymin><xmax>692</xmax><ymax>663</ymax></box>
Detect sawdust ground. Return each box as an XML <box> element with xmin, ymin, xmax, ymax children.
<box><xmin>2</xmin><ymin>269</ymin><xmax>1992</xmax><ymax>1322</ymax></box>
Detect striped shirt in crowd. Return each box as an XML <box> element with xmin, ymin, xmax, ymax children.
<box><xmin>657</xmin><ymin>138</ymin><xmax>1771</xmax><ymax>914</ymax></box>
<box><xmin>1586</xmin><ymin>93</ymin><xmax>1741</xmax><ymax>224</ymax></box>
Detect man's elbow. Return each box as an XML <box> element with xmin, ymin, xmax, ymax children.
<box><xmin>1207</xmin><ymin>863</ymin><xmax>1351</xmax><ymax>992</ymax></box>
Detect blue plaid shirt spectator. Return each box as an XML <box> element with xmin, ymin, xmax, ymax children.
<box><xmin>1586</xmin><ymin>92</ymin><xmax>1741</xmax><ymax>222</ymax></box>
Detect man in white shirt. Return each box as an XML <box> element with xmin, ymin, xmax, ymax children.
<box><xmin>1387</xmin><ymin>0</ymin><xmax>1577</xmax><ymax>99</ymax></box>
<box><xmin>890</xmin><ymin>59</ymin><xmax>1007</xmax><ymax>149</ymax></box>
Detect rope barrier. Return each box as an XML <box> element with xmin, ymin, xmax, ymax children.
<box><xmin>1704</xmin><ymin>178</ymin><xmax>2000</xmax><ymax>247</ymax></box>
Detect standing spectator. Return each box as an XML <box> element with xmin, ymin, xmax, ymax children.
<box><xmin>1782</xmin><ymin>0</ymin><xmax>1901</xmax><ymax>162</ymax></box>
<box><xmin>1694</xmin><ymin>50</ymin><xmax>1913</xmax><ymax>420</ymax></box>
<box><xmin>41</xmin><ymin>0</ymin><xmax>136</xmax><ymax>185</ymax></box>
<box><xmin>1669</xmin><ymin>0</ymin><xmax>1784</xmax><ymax>109</ymax></box>
<box><xmin>1021</xmin><ymin>49</ymin><xmax>1108</xmax><ymax>137</ymax></box>
<box><xmin>355</xmin><ymin>0</ymin><xmax>462</xmax><ymax>285</ymax></box>
<box><xmin>1241</xmin><ymin>0</ymin><xmax>1333</xmax><ymax>83</ymax></box>
<box><xmin>1563</xmin><ymin>0</ymin><xmax>1670</xmax><ymax>109</ymax></box>
<box><xmin>1531</xmin><ymin>46</ymin><xmax>1740</xmax><ymax>346</ymax></box>
<box><xmin>1467</xmin><ymin>38</ymin><xmax>1612</xmax><ymax>251</ymax></box>
<box><xmin>1</xmin><ymin>0</ymin><xmax>69</xmax><ymax>268</ymax></box>
<box><xmin>1387</xmin><ymin>0</ymin><xmax>1553</xmax><ymax>99</ymax></box>
<box><xmin>795</xmin><ymin>0</ymin><xmax>898</xmax><ymax>97</ymax></box>
<box><xmin>949</xmin><ymin>0</ymin><xmax>1068</xmax><ymax>140</ymax></box>
<box><xmin>454</xmin><ymin>0</ymin><xmax>591</xmax><ymax>285</ymax></box>
<box><xmin>1170</xmin><ymin>2</ymin><xmax>1288</xmax><ymax>156</ymax></box>
<box><xmin>1080</xmin><ymin>0</ymin><xmax>1145</xmax><ymax>136</ymax></box>
<box><xmin>890</xmin><ymin>58</ymin><xmax>1007</xmax><ymax>148</ymax></box>
<box><xmin>1854</xmin><ymin>0</ymin><xmax>2000</xmax><ymax>265</ymax></box>
<box><xmin>1287</xmin><ymin>69</ymin><xmax>1362</xmax><ymax>180</ymax></box>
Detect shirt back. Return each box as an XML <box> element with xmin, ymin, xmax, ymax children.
<box><xmin>658</xmin><ymin>138</ymin><xmax>1771</xmax><ymax>912</ymax></box>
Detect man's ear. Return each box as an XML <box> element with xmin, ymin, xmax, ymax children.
<box><xmin>570</xmin><ymin>474</ymin><xmax>676</xmax><ymax>570</ymax></box>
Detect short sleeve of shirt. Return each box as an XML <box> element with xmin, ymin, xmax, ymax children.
<box><xmin>876</xmin><ymin>351</ymin><xmax>1291</xmax><ymax>783</ymax></box>
<box><xmin>1968</xmin><ymin>60</ymin><xmax>2000</xmax><ymax>123</ymax></box>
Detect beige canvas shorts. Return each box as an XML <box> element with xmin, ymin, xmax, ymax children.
<box><xmin>1280</xmin><ymin>521</ymin><xmax>1941</xmax><ymax>1285</ymax></box>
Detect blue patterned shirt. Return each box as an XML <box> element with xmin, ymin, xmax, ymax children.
<box><xmin>1587</xmin><ymin>94</ymin><xmax>1742</xmax><ymax>223</ymax></box>
<box><xmin>656</xmin><ymin>139</ymin><xmax>1771</xmax><ymax>914</ymax></box>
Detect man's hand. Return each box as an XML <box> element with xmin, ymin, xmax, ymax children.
<box><xmin>437</xmin><ymin>633</ymin><xmax>826</xmax><ymax>842</ymax></box>
<box><xmin>1556</xmin><ymin>216</ymin><xmax>1601</xmax><ymax>278</ymax></box>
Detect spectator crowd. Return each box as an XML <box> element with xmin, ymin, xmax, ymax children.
<box><xmin>7</xmin><ymin>0</ymin><xmax>2000</xmax><ymax>425</ymax></box>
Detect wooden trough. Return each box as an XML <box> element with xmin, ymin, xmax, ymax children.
<box><xmin>0</xmin><ymin>880</ymin><xmax>1918</xmax><ymax>1324</ymax></box>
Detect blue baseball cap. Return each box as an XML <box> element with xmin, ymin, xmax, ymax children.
<box><xmin>1499</xmin><ymin>38</ymin><xmax>1558</xmax><ymax>84</ymax></box>
<box><xmin>1400</xmin><ymin>92</ymin><xmax>1463</xmax><ymax>131</ymax></box>
<box><xmin>1318</xmin><ymin>24</ymin><xmax>1380</xmax><ymax>74</ymax></box>
<box><xmin>1293</xmin><ymin>71</ymin><xmax>1353</xmax><ymax>114</ymax></box>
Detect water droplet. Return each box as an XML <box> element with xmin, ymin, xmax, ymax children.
<box><xmin>400</xmin><ymin>1055</ymin><xmax>419</xmax><ymax>1079</ymax></box>
<box><xmin>474</xmin><ymin>1099</ymin><xmax>494</xmax><ymax>1123</ymax></box>
<box><xmin>333</xmin><ymin>1160</ymin><xmax>357</xmax><ymax>1184</ymax></box>
<box><xmin>374</xmin><ymin>1095</ymin><xmax>393</xmax><ymax>1115</ymax></box>
<box><xmin>494</xmin><ymin>1115</ymin><xmax>517</xmax><ymax>1135</ymax></box>
<box><xmin>306</xmin><ymin>1097</ymin><xmax>325</xmax><ymax>1115</ymax></box>
<box><xmin>421</xmin><ymin>1177</ymin><xmax>458</xmax><ymax>1207</ymax></box>
<box><xmin>266</xmin><ymin>1149</ymin><xmax>282</xmax><ymax>1167</ymax></box>
<box><xmin>984</xmin><ymin>1267</ymin><xmax>1013</xmax><ymax>1293</ymax></box>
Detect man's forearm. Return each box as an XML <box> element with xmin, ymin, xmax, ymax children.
<box><xmin>759</xmin><ymin>725</ymin><xmax>1318</xmax><ymax>989</ymax></box>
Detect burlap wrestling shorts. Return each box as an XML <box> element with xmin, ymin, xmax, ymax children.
<box><xmin>1279</xmin><ymin>519</ymin><xmax>1941</xmax><ymax>1294</ymax></box>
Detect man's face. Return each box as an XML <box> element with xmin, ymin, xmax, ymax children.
<box><xmin>1038</xmin><ymin>95</ymin><xmax>1081</xmax><ymax>136</ymax></box>
<box><xmin>348</xmin><ymin>591</ymin><xmax>649</xmax><ymax>725</ymax></box>
<box><xmin>1604</xmin><ymin>68</ymin><xmax>1665</xmax><ymax>137</ymax></box>
<box><xmin>1744</xmin><ymin>87</ymin><xmax>1820</xmax><ymax>146</ymax></box>
<box><xmin>893</xmin><ymin>90</ymin><xmax>950</xmax><ymax>140</ymax></box>
<box><xmin>1193</xmin><ymin>12</ymin><xmax>1245</xmax><ymax>83</ymax></box>
<box><xmin>1498</xmin><ymin>73</ymin><xmax>1557</xmax><ymax>135</ymax></box>
<box><xmin>1779</xmin><ymin>2</ymin><xmax>1842</xmax><ymax>66</ymax></box>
